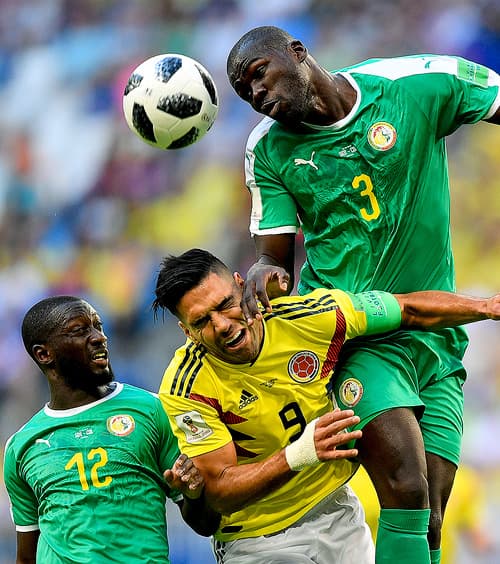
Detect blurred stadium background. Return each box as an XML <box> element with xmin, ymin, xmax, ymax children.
<box><xmin>0</xmin><ymin>1</ymin><xmax>498</xmax><ymax>562</ymax></box>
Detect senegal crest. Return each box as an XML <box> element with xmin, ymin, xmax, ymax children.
<box><xmin>339</xmin><ymin>378</ymin><xmax>364</xmax><ymax>407</ymax></box>
<box><xmin>367</xmin><ymin>121</ymin><xmax>397</xmax><ymax>151</ymax></box>
<box><xmin>107</xmin><ymin>414</ymin><xmax>135</xmax><ymax>436</ymax></box>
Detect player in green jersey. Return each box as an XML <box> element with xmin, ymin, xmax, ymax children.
<box><xmin>226</xmin><ymin>26</ymin><xmax>500</xmax><ymax>564</ymax></box>
<box><xmin>152</xmin><ymin>248</ymin><xmax>500</xmax><ymax>564</ymax></box>
<box><xmin>3</xmin><ymin>295</ymin><xmax>219</xmax><ymax>564</ymax></box>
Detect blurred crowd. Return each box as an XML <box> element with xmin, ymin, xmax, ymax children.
<box><xmin>0</xmin><ymin>1</ymin><xmax>499</xmax><ymax>562</ymax></box>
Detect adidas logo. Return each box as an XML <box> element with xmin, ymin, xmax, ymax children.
<box><xmin>239</xmin><ymin>389</ymin><xmax>258</xmax><ymax>409</ymax></box>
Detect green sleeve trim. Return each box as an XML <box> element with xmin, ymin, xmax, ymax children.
<box><xmin>347</xmin><ymin>291</ymin><xmax>402</xmax><ymax>335</ymax></box>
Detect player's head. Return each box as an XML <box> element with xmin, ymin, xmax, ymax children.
<box><xmin>227</xmin><ymin>26</ymin><xmax>315</xmax><ymax>127</ymax></box>
<box><xmin>22</xmin><ymin>296</ymin><xmax>113</xmax><ymax>391</ymax></box>
<box><xmin>153</xmin><ymin>249</ymin><xmax>264</xmax><ymax>364</ymax></box>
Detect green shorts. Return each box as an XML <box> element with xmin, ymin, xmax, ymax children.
<box><xmin>331</xmin><ymin>326</ymin><xmax>468</xmax><ymax>466</ymax></box>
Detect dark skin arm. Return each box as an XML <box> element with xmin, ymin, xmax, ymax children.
<box><xmin>164</xmin><ymin>453</ymin><xmax>221</xmax><ymax>537</ymax></box>
<box><xmin>16</xmin><ymin>530</ymin><xmax>39</xmax><ymax>564</ymax></box>
<box><xmin>242</xmin><ymin>233</ymin><xmax>295</xmax><ymax>323</ymax></box>
<box><xmin>245</xmin><ymin>233</ymin><xmax>500</xmax><ymax>329</ymax></box>
<box><xmin>485</xmin><ymin>104</ymin><xmax>500</xmax><ymax>124</ymax></box>
<box><xmin>396</xmin><ymin>290</ymin><xmax>500</xmax><ymax>328</ymax></box>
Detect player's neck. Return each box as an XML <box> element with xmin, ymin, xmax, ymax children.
<box><xmin>306</xmin><ymin>72</ymin><xmax>357</xmax><ymax>126</ymax></box>
<box><xmin>48</xmin><ymin>382</ymin><xmax>115</xmax><ymax>410</ymax></box>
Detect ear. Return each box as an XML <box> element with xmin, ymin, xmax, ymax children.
<box><xmin>178</xmin><ymin>320</ymin><xmax>196</xmax><ymax>342</ymax></box>
<box><xmin>32</xmin><ymin>344</ymin><xmax>53</xmax><ymax>366</ymax></box>
<box><xmin>233</xmin><ymin>271</ymin><xmax>244</xmax><ymax>287</ymax></box>
<box><xmin>288</xmin><ymin>40</ymin><xmax>308</xmax><ymax>63</ymax></box>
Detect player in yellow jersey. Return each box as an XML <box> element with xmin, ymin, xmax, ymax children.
<box><xmin>153</xmin><ymin>248</ymin><xmax>500</xmax><ymax>564</ymax></box>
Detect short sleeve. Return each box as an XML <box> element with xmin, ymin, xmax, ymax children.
<box><xmin>3</xmin><ymin>437</ymin><xmax>39</xmax><ymax>530</ymax></box>
<box><xmin>245</xmin><ymin>121</ymin><xmax>299</xmax><ymax>235</ymax></box>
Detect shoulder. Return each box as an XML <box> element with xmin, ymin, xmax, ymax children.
<box><xmin>246</xmin><ymin>116</ymin><xmax>280</xmax><ymax>152</ymax></box>
<box><xmin>4</xmin><ymin>409</ymin><xmax>46</xmax><ymax>453</ymax></box>
<box><xmin>114</xmin><ymin>383</ymin><xmax>163</xmax><ymax>412</ymax></box>
<box><xmin>160</xmin><ymin>341</ymin><xmax>214</xmax><ymax>396</ymax></box>
<box><xmin>343</xmin><ymin>54</ymin><xmax>483</xmax><ymax>82</ymax></box>
<box><xmin>267</xmin><ymin>288</ymin><xmax>345</xmax><ymax>319</ymax></box>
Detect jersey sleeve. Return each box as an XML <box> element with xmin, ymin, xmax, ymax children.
<box><xmin>3</xmin><ymin>436</ymin><xmax>39</xmax><ymax>530</ymax></box>
<box><xmin>151</xmin><ymin>397</ymin><xmax>183</xmax><ymax>502</ymax></box>
<box><xmin>402</xmin><ymin>56</ymin><xmax>500</xmax><ymax>138</ymax></box>
<box><xmin>332</xmin><ymin>289</ymin><xmax>402</xmax><ymax>337</ymax></box>
<box><xmin>245</xmin><ymin>120</ymin><xmax>300</xmax><ymax>236</ymax></box>
<box><xmin>158</xmin><ymin>367</ymin><xmax>233</xmax><ymax>459</ymax></box>
<box><xmin>154</xmin><ymin>397</ymin><xmax>181</xmax><ymax>471</ymax></box>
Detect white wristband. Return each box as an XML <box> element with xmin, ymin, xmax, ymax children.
<box><xmin>285</xmin><ymin>417</ymin><xmax>320</xmax><ymax>471</ymax></box>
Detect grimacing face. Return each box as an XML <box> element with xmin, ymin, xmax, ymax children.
<box><xmin>43</xmin><ymin>301</ymin><xmax>113</xmax><ymax>391</ymax></box>
<box><xmin>177</xmin><ymin>271</ymin><xmax>264</xmax><ymax>364</ymax></box>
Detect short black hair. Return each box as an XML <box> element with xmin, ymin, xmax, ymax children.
<box><xmin>21</xmin><ymin>295</ymin><xmax>83</xmax><ymax>360</ymax></box>
<box><xmin>227</xmin><ymin>26</ymin><xmax>294</xmax><ymax>85</ymax></box>
<box><xmin>153</xmin><ymin>248</ymin><xmax>230</xmax><ymax>318</ymax></box>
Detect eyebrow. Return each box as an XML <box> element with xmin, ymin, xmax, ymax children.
<box><xmin>235</xmin><ymin>55</ymin><xmax>260</xmax><ymax>83</ymax></box>
<box><xmin>191</xmin><ymin>295</ymin><xmax>234</xmax><ymax>327</ymax></box>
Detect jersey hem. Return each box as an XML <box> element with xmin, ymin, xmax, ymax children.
<box><xmin>213</xmin><ymin>469</ymin><xmax>358</xmax><ymax>542</ymax></box>
<box><xmin>249</xmin><ymin>225</ymin><xmax>297</xmax><ymax>236</ymax></box>
<box><xmin>16</xmin><ymin>524</ymin><xmax>40</xmax><ymax>532</ymax></box>
<box><xmin>484</xmin><ymin>87</ymin><xmax>500</xmax><ymax>120</ymax></box>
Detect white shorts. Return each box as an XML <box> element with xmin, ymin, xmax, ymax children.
<box><xmin>211</xmin><ymin>484</ymin><xmax>375</xmax><ymax>564</ymax></box>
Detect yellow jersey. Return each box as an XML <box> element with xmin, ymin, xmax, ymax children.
<box><xmin>159</xmin><ymin>288</ymin><xmax>400</xmax><ymax>540</ymax></box>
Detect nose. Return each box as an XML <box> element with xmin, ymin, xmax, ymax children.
<box><xmin>210</xmin><ymin>312</ymin><xmax>232</xmax><ymax>334</ymax></box>
<box><xmin>90</xmin><ymin>327</ymin><xmax>107</xmax><ymax>344</ymax></box>
<box><xmin>251</xmin><ymin>81</ymin><xmax>266</xmax><ymax>108</ymax></box>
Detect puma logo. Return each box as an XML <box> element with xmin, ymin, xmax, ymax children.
<box><xmin>36</xmin><ymin>438</ymin><xmax>51</xmax><ymax>448</ymax></box>
<box><xmin>294</xmin><ymin>151</ymin><xmax>318</xmax><ymax>170</ymax></box>
<box><xmin>35</xmin><ymin>433</ymin><xmax>54</xmax><ymax>448</ymax></box>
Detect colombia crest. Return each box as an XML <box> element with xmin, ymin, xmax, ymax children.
<box><xmin>288</xmin><ymin>351</ymin><xmax>319</xmax><ymax>383</ymax></box>
<box><xmin>367</xmin><ymin>121</ymin><xmax>397</xmax><ymax>151</ymax></box>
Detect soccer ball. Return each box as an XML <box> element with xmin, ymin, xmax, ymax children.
<box><xmin>122</xmin><ymin>54</ymin><xmax>219</xmax><ymax>150</ymax></box>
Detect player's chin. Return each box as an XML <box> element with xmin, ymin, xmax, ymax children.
<box><xmin>92</xmin><ymin>367</ymin><xmax>114</xmax><ymax>386</ymax></box>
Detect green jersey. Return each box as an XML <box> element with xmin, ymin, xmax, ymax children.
<box><xmin>3</xmin><ymin>382</ymin><xmax>181</xmax><ymax>564</ymax></box>
<box><xmin>245</xmin><ymin>55</ymin><xmax>500</xmax><ymax>295</ymax></box>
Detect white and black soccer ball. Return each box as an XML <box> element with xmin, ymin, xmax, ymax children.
<box><xmin>122</xmin><ymin>54</ymin><xmax>219</xmax><ymax>150</ymax></box>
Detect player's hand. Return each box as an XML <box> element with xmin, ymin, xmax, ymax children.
<box><xmin>242</xmin><ymin>263</ymin><xmax>290</xmax><ymax>324</ymax></box>
<box><xmin>164</xmin><ymin>453</ymin><xmax>205</xmax><ymax>500</ymax></box>
<box><xmin>314</xmin><ymin>409</ymin><xmax>362</xmax><ymax>460</ymax></box>
<box><xmin>486</xmin><ymin>293</ymin><xmax>500</xmax><ymax>320</ymax></box>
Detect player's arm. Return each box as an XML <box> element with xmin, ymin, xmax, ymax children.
<box><xmin>345</xmin><ymin>289</ymin><xmax>500</xmax><ymax>337</ymax></box>
<box><xmin>16</xmin><ymin>530</ymin><xmax>39</xmax><ymax>564</ymax></box>
<box><xmin>485</xmin><ymin>103</ymin><xmax>500</xmax><ymax>124</ymax></box>
<box><xmin>396</xmin><ymin>290</ymin><xmax>500</xmax><ymax>329</ymax></box>
<box><xmin>164</xmin><ymin>453</ymin><xmax>221</xmax><ymax>536</ymax></box>
<box><xmin>242</xmin><ymin>233</ymin><xmax>295</xmax><ymax>323</ymax></box>
<box><xmin>191</xmin><ymin>409</ymin><xmax>361</xmax><ymax>515</ymax></box>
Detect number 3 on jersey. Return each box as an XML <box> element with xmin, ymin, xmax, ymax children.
<box><xmin>65</xmin><ymin>447</ymin><xmax>112</xmax><ymax>490</ymax></box>
<box><xmin>352</xmin><ymin>173</ymin><xmax>380</xmax><ymax>221</ymax></box>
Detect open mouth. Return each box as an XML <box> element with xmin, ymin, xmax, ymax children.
<box><xmin>225</xmin><ymin>330</ymin><xmax>245</xmax><ymax>349</ymax></box>
<box><xmin>91</xmin><ymin>350</ymin><xmax>108</xmax><ymax>366</ymax></box>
